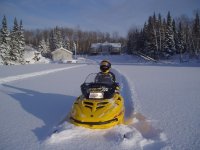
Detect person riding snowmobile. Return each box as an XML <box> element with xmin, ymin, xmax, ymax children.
<box><xmin>65</xmin><ymin>60</ymin><xmax>124</xmax><ymax>129</ymax></box>
<box><xmin>95</xmin><ymin>60</ymin><xmax>120</xmax><ymax>92</ymax></box>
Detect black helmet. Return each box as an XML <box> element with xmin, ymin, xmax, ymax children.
<box><xmin>100</xmin><ymin>60</ymin><xmax>111</xmax><ymax>73</ymax></box>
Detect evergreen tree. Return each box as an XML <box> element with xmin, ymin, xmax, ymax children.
<box><xmin>177</xmin><ymin>22</ymin><xmax>185</xmax><ymax>62</ymax></box>
<box><xmin>46</xmin><ymin>38</ymin><xmax>51</xmax><ymax>57</ymax></box>
<box><xmin>127</xmin><ymin>29</ymin><xmax>135</xmax><ymax>54</ymax></box>
<box><xmin>164</xmin><ymin>12</ymin><xmax>175</xmax><ymax>57</ymax></box>
<box><xmin>146</xmin><ymin>16</ymin><xmax>157</xmax><ymax>58</ymax></box>
<box><xmin>143</xmin><ymin>22</ymin><xmax>149</xmax><ymax>54</ymax></box>
<box><xmin>38</xmin><ymin>38</ymin><xmax>50</xmax><ymax>57</ymax></box>
<box><xmin>0</xmin><ymin>15</ymin><xmax>11</xmax><ymax>65</ymax></box>
<box><xmin>161</xmin><ymin>19</ymin><xmax>167</xmax><ymax>53</ymax></box>
<box><xmin>49</xmin><ymin>27</ymin><xmax>64</xmax><ymax>51</ymax></box>
<box><xmin>172</xmin><ymin>19</ymin><xmax>179</xmax><ymax>53</ymax></box>
<box><xmin>19</xmin><ymin>20</ymin><xmax>25</xmax><ymax>63</ymax></box>
<box><xmin>62</xmin><ymin>36</ymin><xmax>71</xmax><ymax>50</ymax></box>
<box><xmin>157</xmin><ymin>13</ymin><xmax>163</xmax><ymax>58</ymax></box>
<box><xmin>192</xmin><ymin>12</ymin><xmax>200</xmax><ymax>57</ymax></box>
<box><xmin>185</xmin><ymin>24</ymin><xmax>193</xmax><ymax>56</ymax></box>
<box><xmin>10</xmin><ymin>17</ymin><xmax>21</xmax><ymax>64</ymax></box>
<box><xmin>49</xmin><ymin>30</ymin><xmax>56</xmax><ymax>51</ymax></box>
<box><xmin>55</xmin><ymin>27</ymin><xmax>63</xmax><ymax>48</ymax></box>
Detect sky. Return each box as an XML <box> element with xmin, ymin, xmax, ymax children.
<box><xmin>0</xmin><ymin>0</ymin><xmax>200</xmax><ymax>37</ymax></box>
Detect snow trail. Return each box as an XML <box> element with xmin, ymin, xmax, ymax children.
<box><xmin>0</xmin><ymin>65</ymin><xmax>85</xmax><ymax>84</ymax></box>
<box><xmin>111</xmin><ymin>68</ymin><xmax>135</xmax><ymax>120</ymax></box>
<box><xmin>44</xmin><ymin>66</ymin><xmax>169</xmax><ymax>150</ymax></box>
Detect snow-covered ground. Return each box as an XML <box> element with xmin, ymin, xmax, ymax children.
<box><xmin>0</xmin><ymin>55</ymin><xmax>200</xmax><ymax>150</ymax></box>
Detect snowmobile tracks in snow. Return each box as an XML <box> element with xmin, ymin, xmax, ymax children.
<box><xmin>0</xmin><ymin>65</ymin><xmax>85</xmax><ymax>84</ymax></box>
<box><xmin>46</xmin><ymin>68</ymin><xmax>170</xmax><ymax>150</ymax></box>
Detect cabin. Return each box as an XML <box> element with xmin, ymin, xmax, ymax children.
<box><xmin>109</xmin><ymin>43</ymin><xmax>121</xmax><ymax>54</ymax></box>
<box><xmin>89</xmin><ymin>42</ymin><xmax>121</xmax><ymax>55</ymax></box>
<box><xmin>90</xmin><ymin>43</ymin><xmax>101</xmax><ymax>55</ymax></box>
<box><xmin>51</xmin><ymin>47</ymin><xmax>73</xmax><ymax>62</ymax></box>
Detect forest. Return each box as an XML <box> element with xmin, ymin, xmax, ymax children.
<box><xmin>0</xmin><ymin>11</ymin><xmax>200</xmax><ymax>65</ymax></box>
<box><xmin>127</xmin><ymin>11</ymin><xmax>200</xmax><ymax>61</ymax></box>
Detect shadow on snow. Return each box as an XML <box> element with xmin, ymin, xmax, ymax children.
<box><xmin>2</xmin><ymin>84</ymin><xmax>75</xmax><ymax>141</ymax></box>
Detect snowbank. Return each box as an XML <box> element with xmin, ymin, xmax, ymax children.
<box><xmin>24</xmin><ymin>46</ymin><xmax>51</xmax><ymax>64</ymax></box>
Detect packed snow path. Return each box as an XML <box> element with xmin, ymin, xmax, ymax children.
<box><xmin>45</xmin><ymin>67</ymin><xmax>168</xmax><ymax>150</ymax></box>
<box><xmin>0</xmin><ymin>64</ymin><xmax>85</xmax><ymax>84</ymax></box>
<box><xmin>1</xmin><ymin>58</ymin><xmax>200</xmax><ymax>150</ymax></box>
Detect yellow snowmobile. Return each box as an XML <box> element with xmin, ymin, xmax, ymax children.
<box><xmin>69</xmin><ymin>73</ymin><xmax>124</xmax><ymax>129</ymax></box>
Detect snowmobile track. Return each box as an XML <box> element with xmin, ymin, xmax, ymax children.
<box><xmin>46</xmin><ymin>67</ymin><xmax>169</xmax><ymax>150</ymax></box>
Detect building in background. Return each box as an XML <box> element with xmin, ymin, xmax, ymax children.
<box><xmin>51</xmin><ymin>47</ymin><xmax>73</xmax><ymax>62</ymax></box>
<box><xmin>90</xmin><ymin>42</ymin><xmax>121</xmax><ymax>55</ymax></box>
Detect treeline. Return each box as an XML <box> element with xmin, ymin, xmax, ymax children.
<box><xmin>0</xmin><ymin>16</ymin><xmax>25</xmax><ymax>65</ymax></box>
<box><xmin>127</xmin><ymin>11</ymin><xmax>200</xmax><ymax>61</ymax></box>
<box><xmin>0</xmin><ymin>15</ymin><xmax>126</xmax><ymax>65</ymax></box>
<box><xmin>1</xmin><ymin>11</ymin><xmax>200</xmax><ymax>65</ymax></box>
<box><xmin>24</xmin><ymin>26</ymin><xmax>126</xmax><ymax>57</ymax></box>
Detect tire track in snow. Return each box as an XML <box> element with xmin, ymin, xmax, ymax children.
<box><xmin>0</xmin><ymin>65</ymin><xmax>86</xmax><ymax>84</ymax></box>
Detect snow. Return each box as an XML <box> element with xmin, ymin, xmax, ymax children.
<box><xmin>24</xmin><ymin>46</ymin><xmax>51</xmax><ymax>64</ymax></box>
<box><xmin>0</xmin><ymin>54</ymin><xmax>200</xmax><ymax>150</ymax></box>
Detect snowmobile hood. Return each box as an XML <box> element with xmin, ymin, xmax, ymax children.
<box><xmin>69</xmin><ymin>93</ymin><xmax>124</xmax><ymax>129</ymax></box>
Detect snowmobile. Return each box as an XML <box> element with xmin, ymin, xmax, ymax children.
<box><xmin>69</xmin><ymin>73</ymin><xmax>125</xmax><ymax>129</ymax></box>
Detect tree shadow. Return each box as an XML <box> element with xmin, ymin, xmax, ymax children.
<box><xmin>2</xmin><ymin>84</ymin><xmax>76</xmax><ymax>141</ymax></box>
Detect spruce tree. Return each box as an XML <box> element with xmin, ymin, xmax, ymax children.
<box><xmin>157</xmin><ymin>13</ymin><xmax>163</xmax><ymax>58</ymax></box>
<box><xmin>161</xmin><ymin>19</ymin><xmax>167</xmax><ymax>54</ymax></box>
<box><xmin>146</xmin><ymin>16</ymin><xmax>157</xmax><ymax>58</ymax></box>
<box><xmin>63</xmin><ymin>36</ymin><xmax>71</xmax><ymax>50</ymax></box>
<box><xmin>177</xmin><ymin>22</ymin><xmax>185</xmax><ymax>62</ymax></box>
<box><xmin>55</xmin><ymin>27</ymin><xmax>63</xmax><ymax>48</ymax></box>
<box><xmin>38</xmin><ymin>38</ymin><xmax>50</xmax><ymax>57</ymax></box>
<box><xmin>127</xmin><ymin>28</ymin><xmax>137</xmax><ymax>54</ymax></box>
<box><xmin>10</xmin><ymin>17</ymin><xmax>21</xmax><ymax>64</ymax></box>
<box><xmin>192</xmin><ymin>12</ymin><xmax>200</xmax><ymax>57</ymax></box>
<box><xmin>164</xmin><ymin>12</ymin><xmax>175</xmax><ymax>57</ymax></box>
<box><xmin>172</xmin><ymin>19</ymin><xmax>178</xmax><ymax>53</ymax></box>
<box><xmin>185</xmin><ymin>24</ymin><xmax>192</xmax><ymax>56</ymax></box>
<box><xmin>0</xmin><ymin>15</ymin><xmax>11</xmax><ymax>65</ymax></box>
<box><xmin>49</xmin><ymin>30</ymin><xmax>56</xmax><ymax>51</ymax></box>
<box><xmin>19</xmin><ymin>20</ymin><xmax>25</xmax><ymax>63</ymax></box>
<box><xmin>143</xmin><ymin>22</ymin><xmax>149</xmax><ymax>54</ymax></box>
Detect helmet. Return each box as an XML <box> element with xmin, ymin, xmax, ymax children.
<box><xmin>100</xmin><ymin>60</ymin><xmax>111</xmax><ymax>73</ymax></box>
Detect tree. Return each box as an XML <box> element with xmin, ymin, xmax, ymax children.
<box><xmin>49</xmin><ymin>30</ymin><xmax>57</xmax><ymax>51</ymax></box>
<box><xmin>192</xmin><ymin>12</ymin><xmax>200</xmax><ymax>58</ymax></box>
<box><xmin>157</xmin><ymin>13</ymin><xmax>163</xmax><ymax>58</ymax></box>
<box><xmin>164</xmin><ymin>12</ymin><xmax>175</xmax><ymax>57</ymax></box>
<box><xmin>172</xmin><ymin>19</ymin><xmax>178</xmax><ymax>51</ymax></box>
<box><xmin>18</xmin><ymin>20</ymin><xmax>25</xmax><ymax>63</ymax></box>
<box><xmin>146</xmin><ymin>16</ymin><xmax>158</xmax><ymax>58</ymax></box>
<box><xmin>10</xmin><ymin>17</ymin><xmax>21</xmax><ymax>64</ymax></box>
<box><xmin>55</xmin><ymin>27</ymin><xmax>63</xmax><ymax>48</ymax></box>
<box><xmin>177</xmin><ymin>22</ymin><xmax>185</xmax><ymax>62</ymax></box>
<box><xmin>185</xmin><ymin>24</ymin><xmax>193</xmax><ymax>57</ymax></box>
<box><xmin>38</xmin><ymin>38</ymin><xmax>50</xmax><ymax>58</ymax></box>
<box><xmin>0</xmin><ymin>15</ymin><xmax>11</xmax><ymax>65</ymax></box>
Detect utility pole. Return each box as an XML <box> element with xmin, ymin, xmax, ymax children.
<box><xmin>73</xmin><ymin>41</ymin><xmax>77</xmax><ymax>60</ymax></box>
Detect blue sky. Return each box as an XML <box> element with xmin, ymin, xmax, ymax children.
<box><xmin>0</xmin><ymin>0</ymin><xmax>200</xmax><ymax>37</ymax></box>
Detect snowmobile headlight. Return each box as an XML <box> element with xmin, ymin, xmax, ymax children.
<box><xmin>89</xmin><ymin>92</ymin><xmax>104</xmax><ymax>99</ymax></box>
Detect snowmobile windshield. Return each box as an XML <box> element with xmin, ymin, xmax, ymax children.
<box><xmin>81</xmin><ymin>73</ymin><xmax>116</xmax><ymax>99</ymax></box>
<box><xmin>84</xmin><ymin>73</ymin><xmax>114</xmax><ymax>85</ymax></box>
